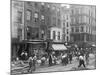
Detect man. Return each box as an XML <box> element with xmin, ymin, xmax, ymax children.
<box><xmin>85</xmin><ymin>51</ymin><xmax>89</xmax><ymax>65</ymax></box>
<box><xmin>78</xmin><ymin>54</ymin><xmax>86</xmax><ymax>68</ymax></box>
<box><xmin>69</xmin><ymin>53</ymin><xmax>72</xmax><ymax>64</ymax></box>
<box><xmin>28</xmin><ymin>54</ymin><xmax>37</xmax><ymax>73</ymax></box>
<box><xmin>49</xmin><ymin>54</ymin><xmax>53</xmax><ymax>66</ymax></box>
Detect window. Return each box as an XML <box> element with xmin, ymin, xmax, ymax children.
<box><xmin>47</xmin><ymin>30</ymin><xmax>50</xmax><ymax>39</ymax></box>
<box><xmin>58</xmin><ymin>32</ymin><xmax>60</xmax><ymax>40</ymax></box>
<box><xmin>71</xmin><ymin>27</ymin><xmax>74</xmax><ymax>32</ymax></box>
<box><xmin>18</xmin><ymin>28</ymin><xmax>22</xmax><ymax>40</ymax></box>
<box><xmin>58</xmin><ymin>19</ymin><xmax>60</xmax><ymax>26</ymax></box>
<box><xmin>47</xmin><ymin>4</ymin><xmax>50</xmax><ymax>8</ymax></box>
<box><xmin>67</xmin><ymin>29</ymin><xmax>69</xmax><ymax>34</ymax></box>
<box><xmin>67</xmin><ymin>36</ymin><xmax>69</xmax><ymax>42</ymax></box>
<box><xmin>41</xmin><ymin>15</ymin><xmax>44</xmax><ymax>20</ymax></box>
<box><xmin>41</xmin><ymin>30</ymin><xmax>44</xmax><ymax>39</ymax></box>
<box><xmin>67</xmin><ymin>22</ymin><xmax>69</xmax><ymax>27</ymax></box>
<box><xmin>34</xmin><ymin>12</ymin><xmax>38</xmax><ymax>22</ymax></box>
<box><xmin>80</xmin><ymin>26</ymin><xmax>84</xmax><ymax>32</ymax></box>
<box><xmin>41</xmin><ymin>2</ymin><xmax>45</xmax><ymax>5</ymax></box>
<box><xmin>52</xmin><ymin>6</ymin><xmax>55</xmax><ymax>10</ymax></box>
<box><xmin>67</xmin><ymin>15</ymin><xmax>69</xmax><ymax>20</ymax></box>
<box><xmin>26</xmin><ymin>10</ymin><xmax>31</xmax><ymax>21</ymax></box>
<box><xmin>71</xmin><ymin>10</ymin><xmax>74</xmax><ymax>14</ymax></box>
<box><xmin>63</xmin><ymin>28</ymin><xmax>65</xmax><ymax>33</ymax></box>
<box><xmin>34</xmin><ymin>2</ymin><xmax>38</xmax><ymax>8</ymax></box>
<box><xmin>34</xmin><ymin>13</ymin><xmax>38</xmax><ymax>18</ymax></box>
<box><xmin>75</xmin><ymin>27</ymin><xmax>79</xmax><ymax>32</ymax></box>
<box><xmin>89</xmin><ymin>18</ymin><xmax>91</xmax><ymax>24</ymax></box>
<box><xmin>41</xmin><ymin>15</ymin><xmax>45</xmax><ymax>23</ymax></box>
<box><xmin>57</xmin><ymin>8</ymin><xmax>60</xmax><ymax>12</ymax></box>
<box><xmin>79</xmin><ymin>9</ymin><xmax>81</xmax><ymax>14</ymax></box>
<box><xmin>53</xmin><ymin>31</ymin><xmax>56</xmax><ymax>40</ymax></box>
<box><xmin>79</xmin><ymin>16</ymin><xmax>81</xmax><ymax>24</ymax></box>
<box><xmin>87</xmin><ymin>17</ymin><xmax>89</xmax><ymax>24</ymax></box>
<box><xmin>63</xmin><ymin>34</ymin><xmax>66</xmax><ymax>41</ymax></box>
<box><xmin>73</xmin><ymin>18</ymin><xmax>76</xmax><ymax>24</ymax></box>
<box><xmin>63</xmin><ymin>22</ymin><xmax>65</xmax><ymax>27</ymax></box>
<box><xmin>84</xmin><ymin>16</ymin><xmax>87</xmax><ymax>23</ymax></box>
<box><xmin>53</xmin><ymin>17</ymin><xmax>56</xmax><ymax>26</ymax></box>
<box><xmin>17</xmin><ymin>11</ymin><xmax>22</xmax><ymax>24</ymax></box>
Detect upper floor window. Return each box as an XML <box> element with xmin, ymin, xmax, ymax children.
<box><xmin>41</xmin><ymin>15</ymin><xmax>44</xmax><ymax>20</ymax></box>
<box><xmin>53</xmin><ymin>31</ymin><xmax>56</xmax><ymax>40</ymax></box>
<box><xmin>71</xmin><ymin>27</ymin><xmax>74</xmax><ymax>32</ymax></box>
<box><xmin>78</xmin><ymin>16</ymin><xmax>81</xmax><ymax>24</ymax></box>
<box><xmin>34</xmin><ymin>12</ymin><xmax>39</xmax><ymax>23</ymax></box>
<box><xmin>41</xmin><ymin>2</ymin><xmax>45</xmax><ymax>6</ymax></box>
<box><xmin>34</xmin><ymin>2</ymin><xmax>38</xmax><ymax>8</ymax></box>
<box><xmin>71</xmin><ymin>10</ymin><xmax>74</xmax><ymax>14</ymax></box>
<box><xmin>58</xmin><ymin>19</ymin><xmax>60</xmax><ymax>26</ymax></box>
<box><xmin>58</xmin><ymin>32</ymin><xmax>60</xmax><ymax>40</ymax></box>
<box><xmin>75</xmin><ymin>27</ymin><xmax>79</xmax><ymax>32</ymax></box>
<box><xmin>26</xmin><ymin>10</ymin><xmax>31</xmax><ymax>21</ymax></box>
<box><xmin>63</xmin><ymin>22</ymin><xmax>65</xmax><ymax>27</ymax></box>
<box><xmin>63</xmin><ymin>28</ymin><xmax>65</xmax><ymax>33</ymax></box>
<box><xmin>67</xmin><ymin>36</ymin><xmax>69</xmax><ymax>42</ymax></box>
<box><xmin>52</xmin><ymin>6</ymin><xmax>55</xmax><ymax>10</ymax></box>
<box><xmin>67</xmin><ymin>15</ymin><xmax>69</xmax><ymax>20</ymax></box>
<box><xmin>34</xmin><ymin>12</ymin><xmax>38</xmax><ymax>18</ymax></box>
<box><xmin>17</xmin><ymin>11</ymin><xmax>22</xmax><ymax>24</ymax></box>
<box><xmin>80</xmin><ymin>26</ymin><xmax>84</xmax><ymax>32</ymax></box>
<box><xmin>67</xmin><ymin>22</ymin><xmax>69</xmax><ymax>27</ymax></box>
<box><xmin>47</xmin><ymin>4</ymin><xmax>50</xmax><ymax>8</ymax></box>
<box><xmin>67</xmin><ymin>29</ymin><xmax>69</xmax><ymax>34</ymax></box>
<box><xmin>53</xmin><ymin>17</ymin><xmax>56</xmax><ymax>26</ymax></box>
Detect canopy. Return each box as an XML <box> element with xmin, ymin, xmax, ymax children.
<box><xmin>52</xmin><ymin>44</ymin><xmax>67</xmax><ymax>51</ymax></box>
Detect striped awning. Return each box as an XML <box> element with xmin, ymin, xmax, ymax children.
<box><xmin>52</xmin><ymin>44</ymin><xmax>67</xmax><ymax>51</ymax></box>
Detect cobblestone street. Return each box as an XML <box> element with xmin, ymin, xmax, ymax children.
<box><xmin>11</xmin><ymin>54</ymin><xmax>96</xmax><ymax>75</ymax></box>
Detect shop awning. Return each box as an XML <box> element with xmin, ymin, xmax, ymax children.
<box><xmin>52</xmin><ymin>44</ymin><xmax>67</xmax><ymax>51</ymax></box>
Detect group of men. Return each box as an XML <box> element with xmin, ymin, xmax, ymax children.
<box><xmin>21</xmin><ymin>48</ymin><xmax>90</xmax><ymax>73</ymax></box>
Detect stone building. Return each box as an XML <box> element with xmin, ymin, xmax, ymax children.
<box><xmin>11</xmin><ymin>0</ymin><xmax>24</xmax><ymax>60</ymax></box>
<box><xmin>70</xmin><ymin>5</ymin><xmax>96</xmax><ymax>43</ymax></box>
<box><xmin>61</xmin><ymin>5</ymin><xmax>71</xmax><ymax>42</ymax></box>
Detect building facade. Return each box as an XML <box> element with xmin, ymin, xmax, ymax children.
<box><xmin>11</xmin><ymin>0</ymin><xmax>24</xmax><ymax>60</ymax></box>
<box><xmin>11</xmin><ymin>1</ymin><xmax>73</xmax><ymax>59</ymax></box>
<box><xmin>70</xmin><ymin>5</ymin><xmax>96</xmax><ymax>43</ymax></box>
<box><xmin>50</xmin><ymin>27</ymin><xmax>62</xmax><ymax>42</ymax></box>
<box><xmin>61</xmin><ymin>6</ymin><xmax>71</xmax><ymax>42</ymax></box>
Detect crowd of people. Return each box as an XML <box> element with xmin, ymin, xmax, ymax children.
<box><xmin>27</xmin><ymin>48</ymin><xmax>93</xmax><ymax>72</ymax></box>
<box><xmin>13</xmin><ymin>47</ymin><xmax>95</xmax><ymax>73</ymax></box>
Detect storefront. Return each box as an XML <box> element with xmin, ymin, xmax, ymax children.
<box><xmin>26</xmin><ymin>40</ymin><xmax>47</xmax><ymax>59</ymax></box>
<box><xmin>48</xmin><ymin>42</ymin><xmax>68</xmax><ymax>56</ymax></box>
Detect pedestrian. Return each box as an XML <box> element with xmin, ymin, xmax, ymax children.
<box><xmin>28</xmin><ymin>54</ymin><xmax>37</xmax><ymax>73</ymax></box>
<box><xmin>41</xmin><ymin>56</ymin><xmax>46</xmax><ymax>66</ymax></box>
<box><xmin>78</xmin><ymin>54</ymin><xmax>86</xmax><ymax>68</ymax></box>
<box><xmin>53</xmin><ymin>55</ymin><xmax>57</xmax><ymax>65</ymax></box>
<box><xmin>61</xmin><ymin>54</ymin><xmax>65</xmax><ymax>65</ymax></box>
<box><xmin>69</xmin><ymin>53</ymin><xmax>72</xmax><ymax>64</ymax></box>
<box><xmin>49</xmin><ymin>54</ymin><xmax>53</xmax><ymax>66</ymax></box>
<box><xmin>64</xmin><ymin>55</ymin><xmax>68</xmax><ymax>66</ymax></box>
<box><xmin>21</xmin><ymin>51</ymin><xmax>25</xmax><ymax>60</ymax></box>
<box><xmin>62</xmin><ymin>54</ymin><xmax>68</xmax><ymax>66</ymax></box>
<box><xmin>85</xmin><ymin>51</ymin><xmax>89</xmax><ymax>65</ymax></box>
<box><xmin>28</xmin><ymin>55</ymin><xmax>33</xmax><ymax>73</ymax></box>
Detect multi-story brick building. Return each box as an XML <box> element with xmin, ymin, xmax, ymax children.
<box><xmin>70</xmin><ymin>5</ymin><xmax>96</xmax><ymax>44</ymax></box>
<box><xmin>61</xmin><ymin>5</ymin><xmax>71</xmax><ymax>42</ymax></box>
<box><xmin>11</xmin><ymin>1</ymin><xmax>72</xmax><ymax>59</ymax></box>
<box><xmin>11</xmin><ymin>0</ymin><xmax>24</xmax><ymax>60</ymax></box>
